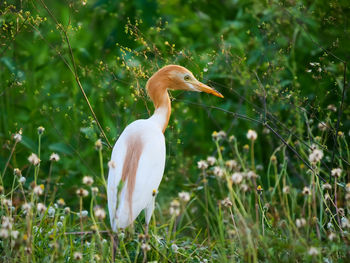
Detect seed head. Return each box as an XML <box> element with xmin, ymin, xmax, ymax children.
<box><xmin>37</xmin><ymin>203</ymin><xmax>47</xmax><ymax>213</ymax></box>
<box><xmin>225</xmin><ymin>160</ymin><xmax>237</xmax><ymax>170</ymax></box>
<box><xmin>13</xmin><ymin>133</ymin><xmax>22</xmax><ymax>142</ymax></box>
<box><xmin>178</xmin><ymin>191</ymin><xmax>190</xmax><ymax>202</ymax></box>
<box><xmin>221</xmin><ymin>197</ymin><xmax>232</xmax><ymax>208</ymax></box>
<box><xmin>37</xmin><ymin>126</ymin><xmax>45</xmax><ymax>135</ymax></box>
<box><xmin>302</xmin><ymin>186</ymin><xmax>311</xmax><ymax>196</ymax></box>
<box><xmin>213</xmin><ymin>166</ymin><xmax>224</xmax><ymax>178</ymax></box>
<box><xmin>247</xmin><ymin>129</ymin><xmax>258</xmax><ymax>141</ymax></box>
<box><xmin>207</xmin><ymin>156</ymin><xmax>216</xmax><ymax>166</ymax></box>
<box><xmin>308</xmin><ymin>247</ymin><xmax>319</xmax><ymax>256</ymax></box>
<box><xmin>197</xmin><ymin>160</ymin><xmax>208</xmax><ymax>170</ymax></box>
<box><xmin>95</xmin><ymin>139</ymin><xmax>102</xmax><ymax>150</ymax></box>
<box><xmin>331</xmin><ymin>168</ymin><xmax>342</xmax><ymax>178</ymax></box>
<box><xmin>94</xmin><ymin>206</ymin><xmax>106</xmax><ymax>220</ymax></box>
<box><xmin>108</xmin><ymin>160</ymin><xmax>116</xmax><ymax>169</ymax></box>
<box><xmin>28</xmin><ymin>153</ymin><xmax>40</xmax><ymax>166</ymax></box>
<box><xmin>82</xmin><ymin>176</ymin><xmax>94</xmax><ymax>186</ymax></box>
<box><xmin>231</xmin><ymin>172</ymin><xmax>243</xmax><ymax>184</ymax></box>
<box><xmin>73</xmin><ymin>252</ymin><xmax>83</xmax><ymax>260</ymax></box>
<box><xmin>76</xmin><ymin>188</ymin><xmax>89</xmax><ymax>197</ymax></box>
<box><xmin>50</xmin><ymin>153</ymin><xmax>60</xmax><ymax>162</ymax></box>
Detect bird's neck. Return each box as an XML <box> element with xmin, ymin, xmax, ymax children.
<box><xmin>149</xmin><ymin>90</ymin><xmax>171</xmax><ymax>133</ymax></box>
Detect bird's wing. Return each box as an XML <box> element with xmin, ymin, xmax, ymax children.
<box><xmin>108</xmin><ymin>119</ymin><xmax>166</xmax><ymax>230</ymax></box>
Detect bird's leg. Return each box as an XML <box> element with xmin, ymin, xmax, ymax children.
<box><xmin>112</xmin><ymin>233</ymin><xmax>119</xmax><ymax>262</ymax></box>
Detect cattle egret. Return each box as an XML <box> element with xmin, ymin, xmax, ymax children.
<box><xmin>107</xmin><ymin>65</ymin><xmax>223</xmax><ymax>234</ymax></box>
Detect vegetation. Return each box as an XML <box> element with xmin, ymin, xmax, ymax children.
<box><xmin>0</xmin><ymin>0</ymin><xmax>349</xmax><ymax>262</ymax></box>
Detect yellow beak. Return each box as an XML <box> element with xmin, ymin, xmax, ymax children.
<box><xmin>195</xmin><ymin>82</ymin><xmax>224</xmax><ymax>98</ymax></box>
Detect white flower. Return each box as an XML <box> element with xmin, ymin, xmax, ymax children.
<box><xmin>283</xmin><ymin>186</ymin><xmax>290</xmax><ymax>194</ymax></box>
<box><xmin>213</xmin><ymin>166</ymin><xmax>224</xmax><ymax>178</ymax></box>
<box><xmin>14</xmin><ymin>168</ymin><xmax>22</xmax><ymax>176</ymax></box>
<box><xmin>108</xmin><ymin>160</ymin><xmax>116</xmax><ymax>169</ymax></box>
<box><xmin>221</xmin><ymin>197</ymin><xmax>232</xmax><ymax>207</ymax></box>
<box><xmin>91</xmin><ymin>187</ymin><xmax>99</xmax><ymax>194</ymax></box>
<box><xmin>171</xmin><ymin>243</ymin><xmax>179</xmax><ymax>253</ymax></box>
<box><xmin>178</xmin><ymin>192</ymin><xmax>190</xmax><ymax>202</ymax></box>
<box><xmin>50</xmin><ymin>153</ymin><xmax>60</xmax><ymax>162</ymax></box>
<box><xmin>57</xmin><ymin>222</ymin><xmax>63</xmax><ymax>228</ymax></box>
<box><xmin>0</xmin><ymin>228</ymin><xmax>9</xmax><ymax>238</ymax></box>
<box><xmin>76</xmin><ymin>188</ymin><xmax>89</xmax><ymax>197</ymax></box>
<box><xmin>94</xmin><ymin>207</ymin><xmax>106</xmax><ymax>220</ymax></box>
<box><xmin>197</xmin><ymin>160</ymin><xmax>208</xmax><ymax>170</ymax></box>
<box><xmin>328</xmin><ymin>232</ymin><xmax>336</xmax><ymax>241</ymax></box>
<box><xmin>33</xmin><ymin>185</ymin><xmax>44</xmax><ymax>195</ymax></box>
<box><xmin>22</xmin><ymin>203</ymin><xmax>32</xmax><ymax>212</ymax></box>
<box><xmin>13</xmin><ymin>133</ymin><xmax>22</xmax><ymax>142</ymax></box>
<box><xmin>37</xmin><ymin>126</ymin><xmax>45</xmax><ymax>134</ymax></box>
<box><xmin>308</xmin><ymin>247</ymin><xmax>319</xmax><ymax>256</ymax></box>
<box><xmin>57</xmin><ymin>198</ymin><xmax>66</xmax><ymax>206</ymax></box>
<box><xmin>28</xmin><ymin>153</ymin><xmax>40</xmax><ymax>166</ymax></box>
<box><xmin>308</xmin><ymin>148</ymin><xmax>323</xmax><ymax>164</ymax></box>
<box><xmin>327</xmin><ymin>104</ymin><xmax>337</xmax><ymax>112</ymax></box>
<box><xmin>48</xmin><ymin>207</ymin><xmax>55</xmax><ymax>218</ymax></box>
<box><xmin>240</xmin><ymin>184</ymin><xmax>249</xmax><ymax>192</ymax></box>
<box><xmin>331</xmin><ymin>168</ymin><xmax>342</xmax><ymax>178</ymax></box>
<box><xmin>64</xmin><ymin>207</ymin><xmax>71</xmax><ymax>214</ymax></box>
<box><xmin>141</xmin><ymin>243</ymin><xmax>151</xmax><ymax>251</ymax></box>
<box><xmin>207</xmin><ymin>156</ymin><xmax>216</xmax><ymax>166</ymax></box>
<box><xmin>11</xmin><ymin>230</ymin><xmax>19</xmax><ymax>239</ymax></box>
<box><xmin>95</xmin><ymin>139</ymin><xmax>102</xmax><ymax>150</ymax></box>
<box><xmin>318</xmin><ymin>122</ymin><xmax>327</xmax><ymax>131</ymax></box>
<box><xmin>78</xmin><ymin>210</ymin><xmax>88</xmax><ymax>218</ymax></box>
<box><xmin>37</xmin><ymin>203</ymin><xmax>47</xmax><ymax>213</ymax></box>
<box><xmin>2</xmin><ymin>199</ymin><xmax>12</xmax><ymax>207</ymax></box>
<box><xmin>73</xmin><ymin>252</ymin><xmax>83</xmax><ymax>260</ymax></box>
<box><xmin>231</xmin><ymin>172</ymin><xmax>243</xmax><ymax>184</ymax></box>
<box><xmin>247</xmin><ymin>129</ymin><xmax>257</xmax><ymax>141</ymax></box>
<box><xmin>225</xmin><ymin>160</ymin><xmax>237</xmax><ymax>170</ymax></box>
<box><xmin>296</xmin><ymin>218</ymin><xmax>306</xmax><ymax>228</ymax></box>
<box><xmin>341</xmin><ymin>217</ymin><xmax>350</xmax><ymax>228</ymax></box>
<box><xmin>247</xmin><ymin>171</ymin><xmax>258</xmax><ymax>179</ymax></box>
<box><xmin>19</xmin><ymin>176</ymin><xmax>26</xmax><ymax>184</ymax></box>
<box><xmin>322</xmin><ymin>183</ymin><xmax>332</xmax><ymax>191</ymax></box>
<box><xmin>302</xmin><ymin>186</ymin><xmax>311</xmax><ymax>196</ymax></box>
<box><xmin>212</xmin><ymin>131</ymin><xmax>226</xmax><ymax>140</ymax></box>
<box><xmin>169</xmin><ymin>200</ymin><xmax>180</xmax><ymax>216</ymax></box>
<box><xmin>1</xmin><ymin>216</ymin><xmax>13</xmax><ymax>229</ymax></box>
<box><xmin>82</xmin><ymin>176</ymin><xmax>94</xmax><ymax>186</ymax></box>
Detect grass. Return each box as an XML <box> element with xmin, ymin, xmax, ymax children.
<box><xmin>0</xmin><ymin>124</ymin><xmax>349</xmax><ymax>262</ymax></box>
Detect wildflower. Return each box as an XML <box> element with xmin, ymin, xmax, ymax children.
<box><xmin>48</xmin><ymin>207</ymin><xmax>55</xmax><ymax>218</ymax></box>
<box><xmin>1</xmin><ymin>216</ymin><xmax>13</xmax><ymax>229</ymax></box>
<box><xmin>37</xmin><ymin>203</ymin><xmax>47</xmax><ymax>213</ymax></box>
<box><xmin>0</xmin><ymin>228</ymin><xmax>9</xmax><ymax>238</ymax></box>
<box><xmin>13</xmin><ymin>133</ymin><xmax>22</xmax><ymax>142</ymax></box>
<box><xmin>247</xmin><ymin>129</ymin><xmax>258</xmax><ymax>141</ymax></box>
<box><xmin>50</xmin><ymin>153</ymin><xmax>60</xmax><ymax>162</ymax></box>
<box><xmin>76</xmin><ymin>188</ymin><xmax>89</xmax><ymax>197</ymax></box>
<box><xmin>11</xmin><ymin>230</ymin><xmax>19</xmax><ymax>239</ymax></box>
<box><xmin>212</xmin><ymin>130</ymin><xmax>226</xmax><ymax>141</ymax></box>
<box><xmin>171</xmin><ymin>243</ymin><xmax>179</xmax><ymax>253</ymax></box>
<box><xmin>308</xmin><ymin>247</ymin><xmax>319</xmax><ymax>256</ymax></box>
<box><xmin>94</xmin><ymin>207</ymin><xmax>106</xmax><ymax>220</ymax></box>
<box><xmin>37</xmin><ymin>126</ymin><xmax>45</xmax><ymax>134</ymax></box>
<box><xmin>240</xmin><ymin>184</ymin><xmax>249</xmax><ymax>192</ymax></box>
<box><xmin>95</xmin><ymin>139</ymin><xmax>102</xmax><ymax>150</ymax></box>
<box><xmin>296</xmin><ymin>218</ymin><xmax>306</xmax><ymax>228</ymax></box>
<box><xmin>341</xmin><ymin>217</ymin><xmax>350</xmax><ymax>228</ymax></box>
<box><xmin>346</xmin><ymin>183</ymin><xmax>350</xmax><ymax>193</ymax></box>
<box><xmin>221</xmin><ymin>197</ymin><xmax>232</xmax><ymax>207</ymax></box>
<box><xmin>57</xmin><ymin>222</ymin><xmax>63</xmax><ymax>228</ymax></box>
<box><xmin>327</xmin><ymin>221</ymin><xmax>334</xmax><ymax>230</ymax></box>
<box><xmin>231</xmin><ymin>172</ymin><xmax>243</xmax><ymax>184</ymax></box>
<box><xmin>152</xmin><ymin>189</ymin><xmax>157</xmax><ymax>196</ymax></box>
<box><xmin>19</xmin><ymin>177</ymin><xmax>26</xmax><ymax>184</ymax></box>
<box><xmin>324</xmin><ymin>192</ymin><xmax>331</xmax><ymax>201</ymax></box>
<box><xmin>64</xmin><ymin>207</ymin><xmax>71</xmax><ymax>214</ymax></box>
<box><xmin>213</xmin><ymin>166</ymin><xmax>224</xmax><ymax>178</ymax></box>
<box><xmin>257</xmin><ymin>185</ymin><xmax>263</xmax><ymax>194</ymax></box>
<box><xmin>247</xmin><ymin>171</ymin><xmax>258</xmax><ymax>179</ymax></box>
<box><xmin>207</xmin><ymin>156</ymin><xmax>216</xmax><ymax>166</ymax></box>
<box><xmin>33</xmin><ymin>185</ymin><xmax>44</xmax><ymax>195</ymax></box>
<box><xmin>331</xmin><ymin>168</ymin><xmax>342</xmax><ymax>178</ymax></box>
<box><xmin>108</xmin><ymin>160</ymin><xmax>116</xmax><ymax>169</ymax></box>
<box><xmin>327</xmin><ymin>104</ymin><xmax>337</xmax><ymax>112</ymax></box>
<box><xmin>225</xmin><ymin>160</ymin><xmax>237</xmax><ymax>170</ymax></box>
<box><xmin>2</xmin><ymin>199</ymin><xmax>12</xmax><ymax>207</ymax></box>
<box><xmin>91</xmin><ymin>187</ymin><xmax>99</xmax><ymax>194</ymax></box>
<box><xmin>28</xmin><ymin>153</ymin><xmax>40</xmax><ymax>166</ymax></box>
<box><xmin>73</xmin><ymin>252</ymin><xmax>83</xmax><ymax>260</ymax></box>
<box><xmin>78</xmin><ymin>210</ymin><xmax>88</xmax><ymax>218</ymax></box>
<box><xmin>318</xmin><ymin>122</ymin><xmax>327</xmax><ymax>131</ymax></box>
<box><xmin>82</xmin><ymin>176</ymin><xmax>94</xmax><ymax>186</ymax></box>
<box><xmin>283</xmin><ymin>186</ymin><xmax>290</xmax><ymax>194</ymax></box>
<box><xmin>308</xmin><ymin>148</ymin><xmax>323</xmax><ymax>164</ymax></box>
<box><xmin>14</xmin><ymin>168</ymin><xmax>22</xmax><ymax>177</ymax></box>
<box><xmin>141</xmin><ymin>243</ymin><xmax>151</xmax><ymax>251</ymax></box>
<box><xmin>22</xmin><ymin>203</ymin><xmax>32</xmax><ymax>213</ymax></box>
<box><xmin>197</xmin><ymin>160</ymin><xmax>208</xmax><ymax>170</ymax></box>
<box><xmin>178</xmin><ymin>192</ymin><xmax>190</xmax><ymax>202</ymax></box>
<box><xmin>338</xmin><ymin>131</ymin><xmax>344</xmax><ymax>137</ymax></box>
<box><xmin>57</xmin><ymin>198</ymin><xmax>65</xmax><ymax>206</ymax></box>
<box><xmin>302</xmin><ymin>186</ymin><xmax>311</xmax><ymax>196</ymax></box>
<box><xmin>328</xmin><ymin>232</ymin><xmax>336</xmax><ymax>241</ymax></box>
<box><xmin>169</xmin><ymin>200</ymin><xmax>180</xmax><ymax>216</ymax></box>
<box><xmin>243</xmin><ymin>144</ymin><xmax>249</xmax><ymax>151</ymax></box>
<box><xmin>321</xmin><ymin>183</ymin><xmax>331</xmax><ymax>191</ymax></box>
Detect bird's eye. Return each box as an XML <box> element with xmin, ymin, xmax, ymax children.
<box><xmin>184</xmin><ymin>75</ymin><xmax>191</xmax><ymax>81</ymax></box>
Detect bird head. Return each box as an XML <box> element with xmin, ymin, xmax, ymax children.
<box><xmin>146</xmin><ymin>65</ymin><xmax>224</xmax><ymax>99</ymax></box>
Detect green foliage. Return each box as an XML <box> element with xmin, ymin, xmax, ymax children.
<box><xmin>0</xmin><ymin>0</ymin><xmax>349</xmax><ymax>262</ymax></box>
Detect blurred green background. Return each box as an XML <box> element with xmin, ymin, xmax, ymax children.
<box><xmin>1</xmin><ymin>0</ymin><xmax>349</xmax><ymax>205</ymax></box>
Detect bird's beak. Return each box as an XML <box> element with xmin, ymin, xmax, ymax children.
<box><xmin>195</xmin><ymin>82</ymin><xmax>224</xmax><ymax>98</ymax></box>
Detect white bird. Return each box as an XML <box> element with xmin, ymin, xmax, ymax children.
<box><xmin>107</xmin><ymin>65</ymin><xmax>223</xmax><ymax>234</ymax></box>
